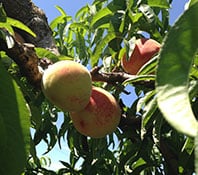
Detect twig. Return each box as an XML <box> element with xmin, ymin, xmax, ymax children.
<box><xmin>90</xmin><ymin>66</ymin><xmax>155</xmax><ymax>89</ymax></box>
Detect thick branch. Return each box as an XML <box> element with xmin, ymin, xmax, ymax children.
<box><xmin>0</xmin><ymin>0</ymin><xmax>58</xmax><ymax>54</ymax></box>
<box><xmin>0</xmin><ymin>0</ymin><xmax>59</xmax><ymax>89</ymax></box>
<box><xmin>0</xmin><ymin>35</ymin><xmax>42</xmax><ymax>89</ymax></box>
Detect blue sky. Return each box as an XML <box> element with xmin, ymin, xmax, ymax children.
<box><xmin>31</xmin><ymin>0</ymin><xmax>189</xmax><ymax>171</ymax></box>
<box><xmin>32</xmin><ymin>0</ymin><xmax>189</xmax><ymax>24</ymax></box>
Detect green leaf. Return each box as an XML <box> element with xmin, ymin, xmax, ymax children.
<box><xmin>0</xmin><ymin>3</ymin><xmax>7</xmax><ymax>22</ymax></box>
<box><xmin>70</xmin><ymin>22</ymin><xmax>89</xmax><ymax>30</ymax></box>
<box><xmin>0</xmin><ymin>23</ymin><xmax>14</xmax><ymax>35</ymax></box>
<box><xmin>5</xmin><ymin>32</ymin><xmax>15</xmax><ymax>49</ymax></box>
<box><xmin>0</xmin><ymin>61</ymin><xmax>30</xmax><ymax>175</ymax></box>
<box><xmin>131</xmin><ymin>157</ymin><xmax>146</xmax><ymax>169</ymax></box>
<box><xmin>90</xmin><ymin>6</ymin><xmax>113</xmax><ymax>27</ymax></box>
<box><xmin>90</xmin><ymin>2</ymin><xmax>120</xmax><ymax>27</ymax></box>
<box><xmin>156</xmin><ymin>2</ymin><xmax>198</xmax><ymax>137</ymax></box>
<box><xmin>147</xmin><ymin>0</ymin><xmax>170</xmax><ymax>8</ymax></box>
<box><xmin>50</xmin><ymin>5</ymin><xmax>72</xmax><ymax>30</ymax></box>
<box><xmin>189</xmin><ymin>0</ymin><xmax>198</xmax><ymax>7</ymax></box>
<box><xmin>91</xmin><ymin>32</ymin><xmax>116</xmax><ymax>66</ymax></box>
<box><xmin>128</xmin><ymin>11</ymin><xmax>142</xmax><ymax>24</ymax></box>
<box><xmin>123</xmin><ymin>75</ymin><xmax>155</xmax><ymax>85</ymax></box>
<box><xmin>179</xmin><ymin>137</ymin><xmax>194</xmax><ymax>169</ymax></box>
<box><xmin>75</xmin><ymin>5</ymin><xmax>89</xmax><ymax>20</ymax></box>
<box><xmin>50</xmin><ymin>16</ymin><xmax>67</xmax><ymax>31</ymax></box>
<box><xmin>137</xmin><ymin>90</ymin><xmax>156</xmax><ymax>113</ymax></box>
<box><xmin>7</xmin><ymin>17</ymin><xmax>36</xmax><ymax>37</ymax></box>
<box><xmin>124</xmin><ymin>37</ymin><xmax>136</xmax><ymax>61</ymax></box>
<box><xmin>137</xmin><ymin>55</ymin><xmax>159</xmax><ymax>75</ymax></box>
<box><xmin>152</xmin><ymin>112</ymin><xmax>164</xmax><ymax>146</ymax></box>
<box><xmin>35</xmin><ymin>47</ymin><xmax>59</xmax><ymax>62</ymax></box>
<box><xmin>55</xmin><ymin>5</ymin><xmax>67</xmax><ymax>16</ymax></box>
<box><xmin>141</xmin><ymin>98</ymin><xmax>157</xmax><ymax>132</ymax></box>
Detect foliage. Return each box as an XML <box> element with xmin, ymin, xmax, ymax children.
<box><xmin>0</xmin><ymin>0</ymin><xmax>197</xmax><ymax>175</ymax></box>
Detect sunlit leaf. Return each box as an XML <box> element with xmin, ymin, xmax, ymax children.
<box><xmin>91</xmin><ymin>7</ymin><xmax>113</xmax><ymax>27</ymax></box>
<box><xmin>124</xmin><ymin>37</ymin><xmax>136</xmax><ymax>61</ymax></box>
<box><xmin>70</xmin><ymin>22</ymin><xmax>89</xmax><ymax>30</ymax></box>
<box><xmin>35</xmin><ymin>47</ymin><xmax>59</xmax><ymax>62</ymax></box>
<box><xmin>141</xmin><ymin>97</ymin><xmax>157</xmax><ymax>129</ymax></box>
<box><xmin>180</xmin><ymin>137</ymin><xmax>194</xmax><ymax>168</ymax></box>
<box><xmin>156</xmin><ymin>2</ymin><xmax>198</xmax><ymax>137</ymax></box>
<box><xmin>189</xmin><ymin>0</ymin><xmax>198</xmax><ymax>7</ymax></box>
<box><xmin>75</xmin><ymin>5</ymin><xmax>89</xmax><ymax>20</ymax></box>
<box><xmin>50</xmin><ymin>16</ymin><xmax>67</xmax><ymax>30</ymax></box>
<box><xmin>55</xmin><ymin>5</ymin><xmax>67</xmax><ymax>16</ymax></box>
<box><xmin>90</xmin><ymin>2</ymin><xmax>120</xmax><ymax>27</ymax></box>
<box><xmin>147</xmin><ymin>0</ymin><xmax>170</xmax><ymax>8</ymax></box>
<box><xmin>137</xmin><ymin>90</ymin><xmax>156</xmax><ymax>113</ymax></box>
<box><xmin>137</xmin><ymin>55</ymin><xmax>159</xmax><ymax>75</ymax></box>
<box><xmin>91</xmin><ymin>32</ymin><xmax>116</xmax><ymax>66</ymax></box>
<box><xmin>5</xmin><ymin>33</ymin><xmax>15</xmax><ymax>48</ymax></box>
<box><xmin>7</xmin><ymin>17</ymin><xmax>36</xmax><ymax>37</ymax></box>
<box><xmin>139</xmin><ymin>4</ymin><xmax>155</xmax><ymax>23</ymax></box>
<box><xmin>0</xmin><ymin>23</ymin><xmax>14</xmax><ymax>35</ymax></box>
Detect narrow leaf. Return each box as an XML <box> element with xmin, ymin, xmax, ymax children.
<box><xmin>7</xmin><ymin>17</ymin><xmax>36</xmax><ymax>37</ymax></box>
<box><xmin>90</xmin><ymin>2</ymin><xmax>120</xmax><ymax>27</ymax></box>
<box><xmin>55</xmin><ymin>5</ymin><xmax>67</xmax><ymax>16</ymax></box>
<box><xmin>91</xmin><ymin>32</ymin><xmax>116</xmax><ymax>66</ymax></box>
<box><xmin>147</xmin><ymin>0</ymin><xmax>170</xmax><ymax>8</ymax></box>
<box><xmin>90</xmin><ymin>7</ymin><xmax>113</xmax><ymax>27</ymax></box>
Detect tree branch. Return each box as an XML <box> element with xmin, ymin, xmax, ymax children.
<box><xmin>0</xmin><ymin>0</ymin><xmax>58</xmax><ymax>89</ymax></box>
<box><xmin>90</xmin><ymin>66</ymin><xmax>155</xmax><ymax>89</ymax></box>
<box><xmin>0</xmin><ymin>0</ymin><xmax>58</xmax><ymax>54</ymax></box>
<box><xmin>0</xmin><ymin>35</ymin><xmax>42</xmax><ymax>89</ymax></box>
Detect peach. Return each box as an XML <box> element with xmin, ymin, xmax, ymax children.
<box><xmin>41</xmin><ymin>60</ymin><xmax>92</xmax><ymax>112</ymax></box>
<box><xmin>121</xmin><ymin>38</ymin><xmax>161</xmax><ymax>75</ymax></box>
<box><xmin>70</xmin><ymin>86</ymin><xmax>121</xmax><ymax>138</ymax></box>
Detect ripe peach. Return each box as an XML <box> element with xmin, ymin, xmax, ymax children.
<box><xmin>70</xmin><ymin>86</ymin><xmax>121</xmax><ymax>138</ymax></box>
<box><xmin>121</xmin><ymin>38</ymin><xmax>161</xmax><ymax>75</ymax></box>
<box><xmin>41</xmin><ymin>60</ymin><xmax>92</xmax><ymax>112</ymax></box>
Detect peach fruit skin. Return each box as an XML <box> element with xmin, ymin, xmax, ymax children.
<box><xmin>41</xmin><ymin>60</ymin><xmax>92</xmax><ymax>112</ymax></box>
<box><xmin>70</xmin><ymin>86</ymin><xmax>121</xmax><ymax>138</ymax></box>
<box><xmin>121</xmin><ymin>38</ymin><xmax>161</xmax><ymax>75</ymax></box>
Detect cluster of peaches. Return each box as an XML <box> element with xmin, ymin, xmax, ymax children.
<box><xmin>41</xmin><ymin>38</ymin><xmax>161</xmax><ymax>138</ymax></box>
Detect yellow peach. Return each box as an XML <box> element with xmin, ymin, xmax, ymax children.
<box><xmin>41</xmin><ymin>60</ymin><xmax>92</xmax><ymax>112</ymax></box>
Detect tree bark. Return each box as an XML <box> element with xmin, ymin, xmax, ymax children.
<box><xmin>0</xmin><ymin>0</ymin><xmax>58</xmax><ymax>54</ymax></box>
<box><xmin>0</xmin><ymin>0</ymin><xmax>59</xmax><ymax>88</ymax></box>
